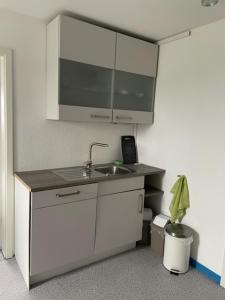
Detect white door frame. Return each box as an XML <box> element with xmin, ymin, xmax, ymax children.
<box><xmin>0</xmin><ymin>47</ymin><xmax>14</xmax><ymax>259</ymax></box>
<box><xmin>221</xmin><ymin>251</ymin><xmax>225</xmax><ymax>288</ymax></box>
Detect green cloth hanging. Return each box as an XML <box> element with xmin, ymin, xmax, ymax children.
<box><xmin>169</xmin><ymin>175</ymin><xmax>190</xmax><ymax>223</ymax></box>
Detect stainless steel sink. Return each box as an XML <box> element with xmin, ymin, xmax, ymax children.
<box><xmin>94</xmin><ymin>165</ymin><xmax>134</xmax><ymax>176</ymax></box>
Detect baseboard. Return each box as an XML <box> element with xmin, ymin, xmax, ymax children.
<box><xmin>190</xmin><ymin>258</ymin><xmax>221</xmax><ymax>284</ymax></box>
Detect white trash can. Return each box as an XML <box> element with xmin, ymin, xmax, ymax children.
<box><xmin>163</xmin><ymin>223</ymin><xmax>193</xmax><ymax>274</ymax></box>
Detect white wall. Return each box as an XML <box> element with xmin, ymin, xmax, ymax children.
<box><xmin>138</xmin><ymin>19</ymin><xmax>225</xmax><ymax>275</ymax></box>
<box><xmin>2</xmin><ymin>7</ymin><xmax>225</xmax><ymax>277</ymax></box>
<box><xmin>0</xmin><ymin>9</ymin><xmax>133</xmax><ymax>171</ymax></box>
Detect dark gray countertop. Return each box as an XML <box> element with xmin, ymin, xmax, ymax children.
<box><xmin>15</xmin><ymin>163</ymin><xmax>165</xmax><ymax>192</ymax></box>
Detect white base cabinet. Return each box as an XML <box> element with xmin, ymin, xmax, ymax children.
<box><xmin>95</xmin><ymin>189</ymin><xmax>144</xmax><ymax>254</ymax></box>
<box><xmin>15</xmin><ymin>176</ymin><xmax>145</xmax><ymax>288</ymax></box>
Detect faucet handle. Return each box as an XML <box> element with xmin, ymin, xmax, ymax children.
<box><xmin>83</xmin><ymin>160</ymin><xmax>92</xmax><ymax>170</ymax></box>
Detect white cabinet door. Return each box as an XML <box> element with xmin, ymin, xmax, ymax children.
<box><xmin>58</xmin><ymin>59</ymin><xmax>113</xmax><ymax>121</ymax></box>
<box><xmin>30</xmin><ymin>198</ymin><xmax>96</xmax><ymax>276</ymax></box>
<box><xmin>115</xmin><ymin>33</ymin><xmax>158</xmax><ymax>77</ymax></box>
<box><xmin>95</xmin><ymin>189</ymin><xmax>144</xmax><ymax>254</ymax></box>
<box><xmin>60</xmin><ymin>15</ymin><xmax>116</xmax><ymax>69</ymax></box>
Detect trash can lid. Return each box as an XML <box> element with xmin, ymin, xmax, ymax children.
<box><xmin>166</xmin><ymin>223</ymin><xmax>193</xmax><ymax>238</ymax></box>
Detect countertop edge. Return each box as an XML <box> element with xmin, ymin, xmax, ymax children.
<box><xmin>14</xmin><ymin>164</ymin><xmax>166</xmax><ymax>193</ymax></box>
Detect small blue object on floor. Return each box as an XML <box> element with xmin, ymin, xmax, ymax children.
<box><xmin>190</xmin><ymin>258</ymin><xmax>221</xmax><ymax>284</ymax></box>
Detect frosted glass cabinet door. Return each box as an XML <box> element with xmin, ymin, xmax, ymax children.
<box><xmin>113</xmin><ymin>70</ymin><xmax>155</xmax><ymax>124</ymax></box>
<box><xmin>60</xmin><ymin>59</ymin><xmax>113</xmax><ymax>109</ymax></box>
<box><xmin>113</xmin><ymin>70</ymin><xmax>155</xmax><ymax>111</ymax></box>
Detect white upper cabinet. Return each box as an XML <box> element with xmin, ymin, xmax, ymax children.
<box><xmin>46</xmin><ymin>15</ymin><xmax>159</xmax><ymax>124</ymax></box>
<box><xmin>46</xmin><ymin>15</ymin><xmax>115</xmax><ymax>122</ymax></box>
<box><xmin>59</xmin><ymin>15</ymin><xmax>116</xmax><ymax>68</ymax></box>
<box><xmin>115</xmin><ymin>33</ymin><xmax>158</xmax><ymax>77</ymax></box>
<box><xmin>113</xmin><ymin>34</ymin><xmax>158</xmax><ymax>124</ymax></box>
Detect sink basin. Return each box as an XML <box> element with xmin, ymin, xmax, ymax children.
<box><xmin>94</xmin><ymin>165</ymin><xmax>134</xmax><ymax>176</ymax></box>
<box><xmin>52</xmin><ymin>167</ymin><xmax>106</xmax><ymax>181</ymax></box>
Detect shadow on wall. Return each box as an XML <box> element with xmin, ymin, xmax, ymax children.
<box><xmin>190</xmin><ymin>229</ymin><xmax>200</xmax><ymax>260</ymax></box>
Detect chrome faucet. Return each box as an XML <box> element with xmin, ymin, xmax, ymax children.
<box><xmin>84</xmin><ymin>142</ymin><xmax>109</xmax><ymax>170</ymax></box>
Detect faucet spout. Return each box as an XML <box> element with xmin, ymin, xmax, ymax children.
<box><xmin>85</xmin><ymin>142</ymin><xmax>109</xmax><ymax>170</ymax></box>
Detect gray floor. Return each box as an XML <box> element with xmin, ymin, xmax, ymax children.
<box><xmin>0</xmin><ymin>248</ymin><xmax>225</xmax><ymax>300</ymax></box>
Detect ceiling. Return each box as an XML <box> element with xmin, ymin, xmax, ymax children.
<box><xmin>1</xmin><ymin>0</ymin><xmax>225</xmax><ymax>40</ymax></box>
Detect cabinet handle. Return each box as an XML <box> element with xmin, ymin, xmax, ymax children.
<box><xmin>138</xmin><ymin>194</ymin><xmax>144</xmax><ymax>214</ymax></box>
<box><xmin>91</xmin><ymin>114</ymin><xmax>110</xmax><ymax>119</ymax></box>
<box><xmin>116</xmin><ymin>116</ymin><xmax>133</xmax><ymax>121</ymax></box>
<box><xmin>56</xmin><ymin>191</ymin><xmax>81</xmax><ymax>198</ymax></box>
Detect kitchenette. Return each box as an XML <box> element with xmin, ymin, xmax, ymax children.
<box><xmin>4</xmin><ymin>4</ymin><xmax>224</xmax><ymax>295</ymax></box>
<box><xmin>15</xmin><ymin>161</ymin><xmax>164</xmax><ymax>288</ymax></box>
<box><xmin>14</xmin><ymin>14</ymin><xmax>164</xmax><ymax>288</ymax></box>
